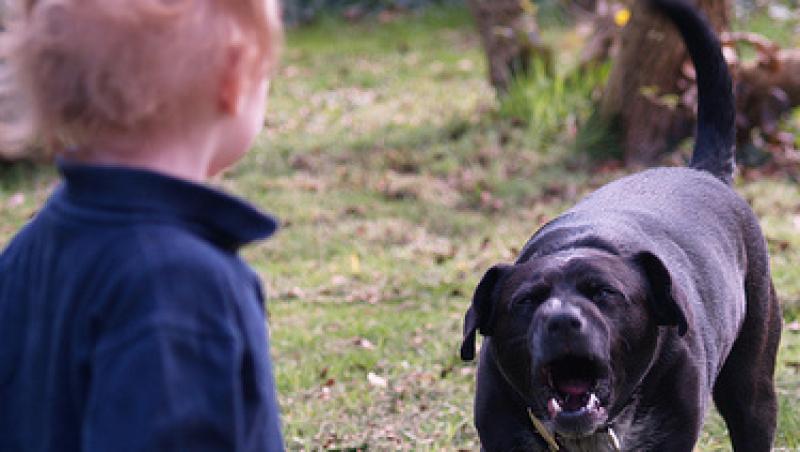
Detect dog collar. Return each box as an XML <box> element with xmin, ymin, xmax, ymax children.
<box><xmin>527</xmin><ymin>408</ymin><xmax>621</xmax><ymax>452</ymax></box>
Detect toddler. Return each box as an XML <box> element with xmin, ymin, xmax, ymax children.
<box><xmin>0</xmin><ymin>1</ymin><xmax>285</xmax><ymax>450</ymax></box>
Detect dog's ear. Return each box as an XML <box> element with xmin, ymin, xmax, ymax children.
<box><xmin>634</xmin><ymin>251</ymin><xmax>689</xmax><ymax>336</ymax></box>
<box><xmin>461</xmin><ymin>264</ymin><xmax>512</xmax><ymax>361</ymax></box>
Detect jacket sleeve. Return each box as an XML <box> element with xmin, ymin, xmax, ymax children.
<box><xmin>82</xmin><ymin>325</ymin><xmax>244</xmax><ymax>452</ymax></box>
<box><xmin>81</xmin><ymin>244</ymin><xmax>253</xmax><ymax>452</ymax></box>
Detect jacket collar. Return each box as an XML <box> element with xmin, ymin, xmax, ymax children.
<box><xmin>57</xmin><ymin>159</ymin><xmax>278</xmax><ymax>250</ymax></box>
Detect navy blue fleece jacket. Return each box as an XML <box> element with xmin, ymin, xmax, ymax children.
<box><xmin>0</xmin><ymin>161</ymin><xmax>284</xmax><ymax>451</ymax></box>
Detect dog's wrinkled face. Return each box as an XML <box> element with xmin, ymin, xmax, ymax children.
<box><xmin>462</xmin><ymin>248</ymin><xmax>686</xmax><ymax>438</ymax></box>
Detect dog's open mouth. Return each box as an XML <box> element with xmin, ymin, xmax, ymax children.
<box><xmin>540</xmin><ymin>355</ymin><xmax>609</xmax><ymax>435</ymax></box>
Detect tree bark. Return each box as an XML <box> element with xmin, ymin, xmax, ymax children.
<box><xmin>468</xmin><ymin>0</ymin><xmax>551</xmax><ymax>96</ymax></box>
<box><xmin>599</xmin><ymin>0</ymin><xmax>730</xmax><ymax>165</ymax></box>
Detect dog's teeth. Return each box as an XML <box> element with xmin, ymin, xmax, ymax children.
<box><xmin>586</xmin><ymin>393</ymin><xmax>600</xmax><ymax>409</ymax></box>
<box><xmin>547</xmin><ymin>398</ymin><xmax>562</xmax><ymax>418</ymax></box>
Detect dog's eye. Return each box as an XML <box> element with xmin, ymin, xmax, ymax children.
<box><xmin>515</xmin><ymin>286</ymin><xmax>550</xmax><ymax>307</ymax></box>
<box><xmin>594</xmin><ymin>288</ymin><xmax>614</xmax><ymax>301</ymax></box>
<box><xmin>583</xmin><ymin>283</ymin><xmax>618</xmax><ymax>304</ymax></box>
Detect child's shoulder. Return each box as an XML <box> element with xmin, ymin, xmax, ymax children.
<box><xmin>72</xmin><ymin>219</ymin><xmax>259</xmax><ymax>342</ymax></box>
<box><xmin>2</xmin><ymin>203</ymin><xmax>238</xmax><ymax>288</ymax></box>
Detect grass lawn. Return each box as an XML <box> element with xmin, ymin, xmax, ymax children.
<box><xmin>2</xmin><ymin>6</ymin><xmax>799</xmax><ymax>450</ymax></box>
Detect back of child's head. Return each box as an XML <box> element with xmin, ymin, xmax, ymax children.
<box><xmin>1</xmin><ymin>0</ymin><xmax>282</xmax><ymax>151</ymax></box>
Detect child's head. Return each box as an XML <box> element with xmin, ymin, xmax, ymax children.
<box><xmin>2</xmin><ymin>0</ymin><xmax>282</xmax><ymax>170</ymax></box>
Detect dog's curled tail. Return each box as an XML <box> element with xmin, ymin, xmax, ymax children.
<box><xmin>651</xmin><ymin>0</ymin><xmax>736</xmax><ymax>185</ymax></box>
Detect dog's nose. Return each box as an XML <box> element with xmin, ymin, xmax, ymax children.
<box><xmin>546</xmin><ymin>311</ymin><xmax>585</xmax><ymax>336</ymax></box>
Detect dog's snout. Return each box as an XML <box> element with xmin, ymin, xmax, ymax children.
<box><xmin>546</xmin><ymin>311</ymin><xmax>585</xmax><ymax>336</ymax></box>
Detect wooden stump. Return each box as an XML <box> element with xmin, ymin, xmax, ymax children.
<box><xmin>468</xmin><ymin>0</ymin><xmax>551</xmax><ymax>96</ymax></box>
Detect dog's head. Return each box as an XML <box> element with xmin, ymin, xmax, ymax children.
<box><xmin>461</xmin><ymin>247</ymin><xmax>688</xmax><ymax>438</ymax></box>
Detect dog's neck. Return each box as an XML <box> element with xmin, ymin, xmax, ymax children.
<box><xmin>557</xmin><ymin>434</ymin><xmax>621</xmax><ymax>452</ymax></box>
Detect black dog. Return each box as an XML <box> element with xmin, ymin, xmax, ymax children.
<box><xmin>460</xmin><ymin>0</ymin><xmax>782</xmax><ymax>450</ymax></box>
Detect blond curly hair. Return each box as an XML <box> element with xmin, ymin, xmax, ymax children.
<box><xmin>0</xmin><ymin>0</ymin><xmax>282</xmax><ymax>151</ymax></box>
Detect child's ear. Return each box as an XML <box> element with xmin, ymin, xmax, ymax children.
<box><xmin>217</xmin><ymin>46</ymin><xmax>247</xmax><ymax>115</ymax></box>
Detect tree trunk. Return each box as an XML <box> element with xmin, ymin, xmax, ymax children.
<box><xmin>599</xmin><ymin>0</ymin><xmax>729</xmax><ymax>165</ymax></box>
<box><xmin>468</xmin><ymin>0</ymin><xmax>551</xmax><ymax>96</ymax></box>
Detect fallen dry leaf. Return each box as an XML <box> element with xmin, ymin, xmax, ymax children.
<box><xmin>350</xmin><ymin>254</ymin><xmax>361</xmax><ymax>274</ymax></box>
<box><xmin>7</xmin><ymin>192</ymin><xmax>24</xmax><ymax>208</ymax></box>
<box><xmin>367</xmin><ymin>372</ymin><xmax>388</xmax><ymax>388</ymax></box>
<box><xmin>286</xmin><ymin>287</ymin><xmax>305</xmax><ymax>299</ymax></box>
<box><xmin>347</xmin><ymin>287</ymin><xmax>382</xmax><ymax>304</ymax></box>
<box><xmin>319</xmin><ymin>386</ymin><xmax>332</xmax><ymax>400</ymax></box>
<box><xmin>353</xmin><ymin>337</ymin><xmax>376</xmax><ymax>350</ymax></box>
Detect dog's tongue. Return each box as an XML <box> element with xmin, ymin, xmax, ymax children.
<box><xmin>557</xmin><ymin>378</ymin><xmax>591</xmax><ymax>396</ymax></box>
<box><xmin>556</xmin><ymin>378</ymin><xmax>592</xmax><ymax>412</ymax></box>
